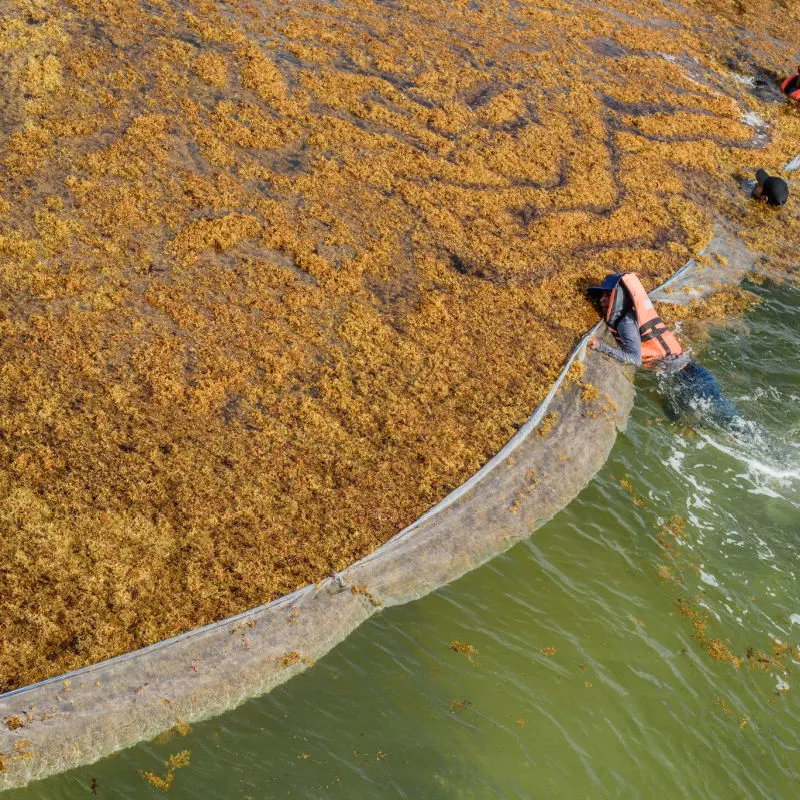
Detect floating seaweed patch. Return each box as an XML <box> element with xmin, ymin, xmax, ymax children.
<box><xmin>580</xmin><ymin>382</ymin><xmax>600</xmax><ymax>403</ymax></box>
<box><xmin>0</xmin><ymin>0</ymin><xmax>799</xmax><ymax>692</ymax></box>
<box><xmin>350</xmin><ymin>583</ymin><xmax>382</xmax><ymax>607</ymax></box>
<box><xmin>674</xmin><ymin>599</ymin><xmax>741</xmax><ymax>667</ymax></box>
<box><xmin>449</xmin><ymin>641</ymin><xmax>477</xmax><ymax>664</ymax></box>
<box><xmin>715</xmin><ymin>696</ymin><xmax>732</xmax><ymax>715</ymax></box>
<box><xmin>537</xmin><ymin>412</ymin><xmax>558</xmax><ymax>437</ymax></box>
<box><xmin>153</xmin><ymin>719</ymin><xmax>191</xmax><ymax>745</ymax></box>
<box><xmin>140</xmin><ymin>750</ymin><xmax>191</xmax><ymax>793</ymax></box>
<box><xmin>276</xmin><ymin>650</ymin><xmax>302</xmax><ymax>669</ymax></box>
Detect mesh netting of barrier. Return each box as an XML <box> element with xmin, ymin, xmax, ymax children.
<box><xmin>0</xmin><ymin>218</ymin><xmax>761</xmax><ymax>789</ymax></box>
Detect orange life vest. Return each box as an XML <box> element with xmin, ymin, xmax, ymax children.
<box><xmin>781</xmin><ymin>75</ymin><xmax>800</xmax><ymax>101</ymax></box>
<box><xmin>605</xmin><ymin>273</ymin><xmax>682</xmax><ymax>364</ymax></box>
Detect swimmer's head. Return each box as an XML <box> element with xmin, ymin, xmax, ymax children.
<box><xmin>753</xmin><ymin>169</ymin><xmax>789</xmax><ymax>206</ymax></box>
<box><xmin>586</xmin><ymin>273</ymin><xmax>623</xmax><ymax>317</ymax></box>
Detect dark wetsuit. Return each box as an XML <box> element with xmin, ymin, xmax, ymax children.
<box><xmin>595</xmin><ymin>310</ymin><xmax>739</xmax><ymax>426</ymax></box>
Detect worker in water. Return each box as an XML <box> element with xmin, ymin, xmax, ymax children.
<box><xmin>752</xmin><ymin>168</ymin><xmax>789</xmax><ymax>206</ymax></box>
<box><xmin>586</xmin><ymin>273</ymin><xmax>739</xmax><ymax>426</ymax></box>
<box><xmin>780</xmin><ymin>67</ymin><xmax>800</xmax><ymax>101</ymax></box>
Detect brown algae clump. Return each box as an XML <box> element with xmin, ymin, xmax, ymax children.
<box><xmin>675</xmin><ymin>600</ymin><xmax>741</xmax><ymax>667</ymax></box>
<box><xmin>449</xmin><ymin>641</ymin><xmax>478</xmax><ymax>664</ymax></box>
<box><xmin>276</xmin><ymin>651</ymin><xmax>302</xmax><ymax>669</ymax></box>
<box><xmin>537</xmin><ymin>412</ymin><xmax>559</xmax><ymax>437</ymax></box>
<box><xmin>0</xmin><ymin>0</ymin><xmax>799</xmax><ymax>690</ymax></box>
<box><xmin>656</xmin><ymin>286</ymin><xmax>762</xmax><ymax>325</ymax></box>
<box><xmin>140</xmin><ymin>750</ymin><xmax>191</xmax><ymax>793</ymax></box>
<box><xmin>580</xmin><ymin>383</ymin><xmax>601</xmax><ymax>403</ymax></box>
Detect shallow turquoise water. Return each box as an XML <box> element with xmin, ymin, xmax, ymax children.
<box><xmin>9</xmin><ymin>279</ymin><xmax>800</xmax><ymax>798</ymax></box>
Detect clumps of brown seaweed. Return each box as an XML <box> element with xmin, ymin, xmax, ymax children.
<box><xmin>140</xmin><ymin>750</ymin><xmax>191</xmax><ymax>793</ymax></box>
<box><xmin>0</xmin><ymin>0</ymin><xmax>799</xmax><ymax>690</ymax></box>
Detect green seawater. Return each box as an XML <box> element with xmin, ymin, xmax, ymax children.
<box><xmin>9</xmin><ymin>279</ymin><xmax>800</xmax><ymax>798</ymax></box>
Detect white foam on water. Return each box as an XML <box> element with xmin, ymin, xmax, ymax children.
<box><xmin>698</xmin><ymin>599</ymin><xmax>722</xmax><ymax>621</ymax></box>
<box><xmin>683</xmin><ymin>470</ymin><xmax>713</xmax><ymax>498</ymax></box>
<box><xmin>700</xmin><ymin>570</ymin><xmax>719</xmax><ymax>587</ymax></box>
<box><xmin>737</xmin><ymin>386</ymin><xmax>779</xmax><ymax>403</ymax></box>
<box><xmin>747</xmin><ymin>485</ymin><xmax>786</xmax><ymax>501</ymax></box>
<box><xmin>666</xmin><ymin>443</ymin><xmax>686</xmax><ymax>474</ymax></box>
<box><xmin>783</xmin><ymin>154</ymin><xmax>800</xmax><ymax>173</ymax></box>
<box><xmin>755</xmin><ymin>537</ymin><xmax>777</xmax><ymax>563</ymax></box>
<box><xmin>729</xmin><ymin>71</ymin><xmax>755</xmax><ymax>87</ymax></box>
<box><xmin>790</xmin><ymin>613</ymin><xmax>800</xmax><ymax>626</ymax></box>
<box><xmin>660</xmin><ymin>53</ymin><xmax>706</xmax><ymax>88</ymax></box>
<box><xmin>742</xmin><ymin>112</ymin><xmax>769</xmax><ymax>145</ymax></box>
<box><xmin>698</xmin><ymin>431</ymin><xmax>800</xmax><ymax>487</ymax></box>
<box><xmin>742</xmin><ymin>112</ymin><xmax>766</xmax><ymax>128</ymax></box>
<box><xmin>687</xmin><ymin>508</ymin><xmax>714</xmax><ymax>531</ymax></box>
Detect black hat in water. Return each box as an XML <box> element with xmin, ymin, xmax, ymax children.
<box><xmin>586</xmin><ymin>272</ymin><xmax>623</xmax><ymax>298</ymax></box>
<box><xmin>755</xmin><ymin>169</ymin><xmax>789</xmax><ymax>206</ymax></box>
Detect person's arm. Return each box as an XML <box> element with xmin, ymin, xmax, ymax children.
<box><xmin>589</xmin><ymin>312</ymin><xmax>642</xmax><ymax>366</ymax></box>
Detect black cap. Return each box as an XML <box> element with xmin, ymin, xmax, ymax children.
<box><xmin>755</xmin><ymin>169</ymin><xmax>789</xmax><ymax>206</ymax></box>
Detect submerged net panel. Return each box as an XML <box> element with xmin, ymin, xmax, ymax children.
<box><xmin>649</xmin><ymin>224</ymin><xmax>758</xmax><ymax>305</ymax></box>
<box><xmin>0</xmin><ymin>226</ymin><xmax>760</xmax><ymax>788</ymax></box>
